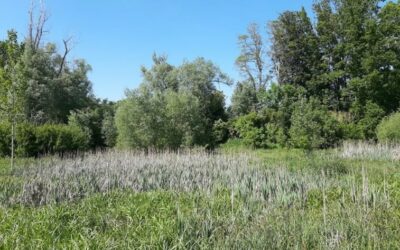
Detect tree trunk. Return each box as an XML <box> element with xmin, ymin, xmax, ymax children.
<box><xmin>11</xmin><ymin>117</ymin><xmax>15</xmax><ymax>169</ymax></box>
<box><xmin>10</xmin><ymin>80</ymin><xmax>16</xmax><ymax>170</ymax></box>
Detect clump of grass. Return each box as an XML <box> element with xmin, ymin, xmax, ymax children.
<box><xmin>308</xmin><ymin>156</ymin><xmax>349</xmax><ymax>176</ymax></box>
<box><xmin>339</xmin><ymin>141</ymin><xmax>400</xmax><ymax>161</ymax></box>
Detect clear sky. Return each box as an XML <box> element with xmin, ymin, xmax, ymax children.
<box><xmin>0</xmin><ymin>0</ymin><xmax>314</xmax><ymax>102</ymax></box>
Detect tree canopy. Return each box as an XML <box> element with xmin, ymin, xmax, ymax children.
<box><xmin>116</xmin><ymin>55</ymin><xmax>231</xmax><ymax>149</ymax></box>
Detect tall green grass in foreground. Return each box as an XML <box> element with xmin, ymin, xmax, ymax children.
<box><xmin>0</xmin><ymin>142</ymin><xmax>399</xmax><ymax>249</ymax></box>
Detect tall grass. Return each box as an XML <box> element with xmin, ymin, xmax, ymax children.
<box><xmin>0</xmin><ymin>148</ymin><xmax>399</xmax><ymax>248</ymax></box>
<box><xmin>7</xmin><ymin>150</ymin><xmax>327</xmax><ymax>206</ymax></box>
<box><xmin>339</xmin><ymin>141</ymin><xmax>400</xmax><ymax>161</ymax></box>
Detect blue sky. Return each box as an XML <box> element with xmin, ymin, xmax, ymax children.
<box><xmin>0</xmin><ymin>0</ymin><xmax>314</xmax><ymax>102</ymax></box>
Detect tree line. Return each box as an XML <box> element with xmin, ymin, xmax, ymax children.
<box><xmin>230</xmin><ymin>0</ymin><xmax>400</xmax><ymax>149</ymax></box>
<box><xmin>0</xmin><ymin>4</ymin><xmax>117</xmax><ymax>161</ymax></box>
<box><xmin>1</xmin><ymin>0</ymin><xmax>400</xmax><ymax>158</ymax></box>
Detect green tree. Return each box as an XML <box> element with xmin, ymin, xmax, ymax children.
<box><xmin>0</xmin><ymin>30</ymin><xmax>25</xmax><ymax>168</ymax></box>
<box><xmin>348</xmin><ymin>1</ymin><xmax>400</xmax><ymax>113</ymax></box>
<box><xmin>230</xmin><ymin>81</ymin><xmax>258</xmax><ymax>116</ymax></box>
<box><xmin>233</xmin><ymin>23</ymin><xmax>271</xmax><ymax>113</ymax></box>
<box><xmin>349</xmin><ymin>100</ymin><xmax>386</xmax><ymax>140</ymax></box>
<box><xmin>164</xmin><ymin>91</ymin><xmax>204</xmax><ymax>147</ymax></box>
<box><xmin>101</xmin><ymin>111</ymin><xmax>117</xmax><ymax>148</ymax></box>
<box><xmin>21</xmin><ymin>43</ymin><xmax>94</xmax><ymax>124</ymax></box>
<box><xmin>68</xmin><ymin>99</ymin><xmax>116</xmax><ymax>149</ymax></box>
<box><xmin>173</xmin><ymin>58</ymin><xmax>231</xmax><ymax>145</ymax></box>
<box><xmin>377</xmin><ymin>111</ymin><xmax>400</xmax><ymax>143</ymax></box>
<box><xmin>311</xmin><ymin>0</ymin><xmax>347</xmax><ymax>110</ymax></box>
<box><xmin>115</xmin><ymin>85</ymin><xmax>169</xmax><ymax>149</ymax></box>
<box><xmin>289</xmin><ymin>98</ymin><xmax>340</xmax><ymax>149</ymax></box>
<box><xmin>116</xmin><ymin>56</ymin><xmax>230</xmax><ymax>149</ymax></box>
<box><xmin>270</xmin><ymin>8</ymin><xmax>320</xmax><ymax>87</ymax></box>
<box><xmin>260</xmin><ymin>84</ymin><xmax>306</xmax><ymax>144</ymax></box>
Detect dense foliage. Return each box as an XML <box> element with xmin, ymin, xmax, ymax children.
<box><xmin>116</xmin><ymin>55</ymin><xmax>230</xmax><ymax>149</ymax></box>
<box><xmin>1</xmin><ymin>0</ymin><xmax>400</xmax><ymax>153</ymax></box>
<box><xmin>377</xmin><ymin>112</ymin><xmax>400</xmax><ymax>143</ymax></box>
<box><xmin>0</xmin><ymin>122</ymin><xmax>88</xmax><ymax>157</ymax></box>
<box><xmin>289</xmin><ymin>98</ymin><xmax>340</xmax><ymax>149</ymax></box>
<box><xmin>0</xmin><ymin>28</ymin><xmax>115</xmax><ymax>156</ymax></box>
<box><xmin>0</xmin><ymin>32</ymin><xmax>94</xmax><ymax>124</ymax></box>
<box><xmin>230</xmin><ymin>0</ymin><xmax>400</xmax><ymax>149</ymax></box>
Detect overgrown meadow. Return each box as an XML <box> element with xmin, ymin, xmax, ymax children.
<box><xmin>1</xmin><ymin>1</ymin><xmax>400</xmax><ymax>248</ymax></box>
<box><xmin>1</xmin><ymin>142</ymin><xmax>399</xmax><ymax>249</ymax></box>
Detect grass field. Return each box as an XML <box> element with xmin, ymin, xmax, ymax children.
<box><xmin>0</xmin><ymin>142</ymin><xmax>399</xmax><ymax>249</ymax></box>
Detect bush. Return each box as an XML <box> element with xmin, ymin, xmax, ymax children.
<box><xmin>340</xmin><ymin>122</ymin><xmax>363</xmax><ymax>140</ymax></box>
<box><xmin>377</xmin><ymin>112</ymin><xmax>400</xmax><ymax>143</ymax></box>
<box><xmin>101</xmin><ymin>112</ymin><xmax>117</xmax><ymax>148</ymax></box>
<box><xmin>232</xmin><ymin>109</ymin><xmax>290</xmax><ymax>149</ymax></box>
<box><xmin>68</xmin><ymin>109</ymin><xmax>101</xmax><ymax>149</ymax></box>
<box><xmin>16</xmin><ymin>123</ymin><xmax>38</xmax><ymax>157</ymax></box>
<box><xmin>349</xmin><ymin>101</ymin><xmax>386</xmax><ymax>140</ymax></box>
<box><xmin>0</xmin><ymin>122</ymin><xmax>11</xmax><ymax>157</ymax></box>
<box><xmin>212</xmin><ymin>119</ymin><xmax>230</xmax><ymax>145</ymax></box>
<box><xmin>35</xmin><ymin>124</ymin><xmax>60</xmax><ymax>155</ymax></box>
<box><xmin>232</xmin><ymin>112</ymin><xmax>268</xmax><ymax>148</ymax></box>
<box><xmin>263</xmin><ymin>116</ymin><xmax>287</xmax><ymax>148</ymax></box>
<box><xmin>116</xmin><ymin>89</ymin><xmax>208</xmax><ymax>150</ymax></box>
<box><xmin>289</xmin><ymin>98</ymin><xmax>340</xmax><ymax>149</ymax></box>
<box><xmin>36</xmin><ymin>124</ymin><xmax>89</xmax><ymax>155</ymax></box>
<box><xmin>55</xmin><ymin>125</ymin><xmax>89</xmax><ymax>153</ymax></box>
<box><xmin>357</xmin><ymin>101</ymin><xmax>386</xmax><ymax>139</ymax></box>
<box><xmin>0</xmin><ymin>123</ymin><xmax>89</xmax><ymax>157</ymax></box>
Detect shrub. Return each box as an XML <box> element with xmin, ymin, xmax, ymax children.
<box><xmin>232</xmin><ymin>112</ymin><xmax>267</xmax><ymax>148</ymax></box>
<box><xmin>289</xmin><ymin>98</ymin><xmax>340</xmax><ymax>149</ymax></box>
<box><xmin>116</xmin><ymin>89</ymin><xmax>209</xmax><ymax>150</ymax></box>
<box><xmin>264</xmin><ymin>120</ymin><xmax>287</xmax><ymax>148</ymax></box>
<box><xmin>36</xmin><ymin>124</ymin><xmax>89</xmax><ymax>155</ymax></box>
<box><xmin>55</xmin><ymin>125</ymin><xmax>89</xmax><ymax>153</ymax></box>
<box><xmin>101</xmin><ymin>112</ymin><xmax>117</xmax><ymax>148</ymax></box>
<box><xmin>35</xmin><ymin>124</ymin><xmax>60</xmax><ymax>155</ymax></box>
<box><xmin>212</xmin><ymin>119</ymin><xmax>230</xmax><ymax>145</ymax></box>
<box><xmin>0</xmin><ymin>123</ymin><xmax>89</xmax><ymax>157</ymax></box>
<box><xmin>0</xmin><ymin>122</ymin><xmax>11</xmax><ymax>157</ymax></box>
<box><xmin>16</xmin><ymin>123</ymin><xmax>38</xmax><ymax>157</ymax></box>
<box><xmin>377</xmin><ymin>112</ymin><xmax>400</xmax><ymax>143</ymax></box>
<box><xmin>357</xmin><ymin>101</ymin><xmax>386</xmax><ymax>139</ymax></box>
<box><xmin>349</xmin><ymin>101</ymin><xmax>386</xmax><ymax>140</ymax></box>
<box><xmin>68</xmin><ymin>109</ymin><xmax>101</xmax><ymax>149</ymax></box>
<box><xmin>340</xmin><ymin>122</ymin><xmax>363</xmax><ymax>140</ymax></box>
<box><xmin>232</xmin><ymin>109</ymin><xmax>290</xmax><ymax>149</ymax></box>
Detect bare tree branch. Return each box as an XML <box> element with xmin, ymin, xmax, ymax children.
<box><xmin>235</xmin><ymin>23</ymin><xmax>270</xmax><ymax>92</ymax></box>
<box><xmin>28</xmin><ymin>1</ymin><xmax>34</xmax><ymax>44</ymax></box>
<box><xmin>58</xmin><ymin>37</ymin><xmax>73</xmax><ymax>77</ymax></box>
<box><xmin>28</xmin><ymin>0</ymin><xmax>49</xmax><ymax>50</ymax></box>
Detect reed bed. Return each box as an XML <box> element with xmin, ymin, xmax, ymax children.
<box><xmin>1</xmin><ymin>149</ymin><xmax>389</xmax><ymax>210</ymax></box>
<box><xmin>339</xmin><ymin>141</ymin><xmax>400</xmax><ymax>161</ymax></box>
<box><xmin>8</xmin><ymin>150</ymin><xmax>326</xmax><ymax>206</ymax></box>
<box><xmin>0</xmin><ymin>149</ymin><xmax>399</xmax><ymax>249</ymax></box>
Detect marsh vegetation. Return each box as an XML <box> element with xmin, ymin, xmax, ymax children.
<box><xmin>1</xmin><ymin>142</ymin><xmax>399</xmax><ymax>249</ymax></box>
